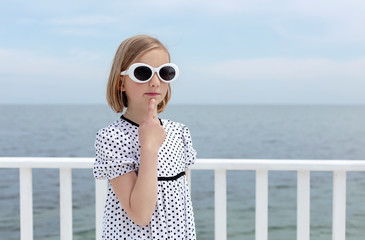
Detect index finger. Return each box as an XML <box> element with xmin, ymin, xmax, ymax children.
<box><xmin>147</xmin><ymin>98</ymin><xmax>157</xmax><ymax>119</ymax></box>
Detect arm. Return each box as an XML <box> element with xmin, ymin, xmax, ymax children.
<box><xmin>110</xmin><ymin>99</ymin><xmax>165</xmax><ymax>226</ymax></box>
<box><xmin>110</xmin><ymin>146</ymin><xmax>158</xmax><ymax>226</ymax></box>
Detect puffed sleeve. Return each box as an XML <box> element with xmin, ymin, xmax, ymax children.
<box><xmin>182</xmin><ymin>125</ymin><xmax>197</xmax><ymax>170</ymax></box>
<box><xmin>93</xmin><ymin>127</ymin><xmax>138</xmax><ymax>180</ymax></box>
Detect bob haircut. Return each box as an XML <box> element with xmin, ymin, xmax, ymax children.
<box><xmin>106</xmin><ymin>35</ymin><xmax>172</xmax><ymax>113</ymax></box>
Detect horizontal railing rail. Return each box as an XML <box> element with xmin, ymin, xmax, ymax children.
<box><xmin>1</xmin><ymin>158</ymin><xmax>365</xmax><ymax>240</ymax></box>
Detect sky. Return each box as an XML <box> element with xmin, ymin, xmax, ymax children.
<box><xmin>1</xmin><ymin>0</ymin><xmax>365</xmax><ymax>105</ymax></box>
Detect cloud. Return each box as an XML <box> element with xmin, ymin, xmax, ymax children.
<box><xmin>47</xmin><ymin>15</ymin><xmax>119</xmax><ymax>26</ymax></box>
<box><xmin>174</xmin><ymin>57</ymin><xmax>365</xmax><ymax>104</ymax></box>
<box><xmin>178</xmin><ymin>58</ymin><xmax>365</xmax><ymax>104</ymax></box>
<box><xmin>0</xmin><ymin>48</ymin><xmax>109</xmax><ymax>104</ymax></box>
<box><xmin>45</xmin><ymin>15</ymin><xmax>120</xmax><ymax>36</ymax></box>
<box><xmin>2</xmin><ymin>0</ymin><xmax>365</xmax><ymax>104</ymax></box>
<box><xmin>137</xmin><ymin>0</ymin><xmax>365</xmax><ymax>42</ymax></box>
<box><xmin>189</xmin><ymin>57</ymin><xmax>365</xmax><ymax>82</ymax></box>
<box><xmin>7</xmin><ymin>0</ymin><xmax>365</xmax><ymax>43</ymax></box>
<box><xmin>0</xmin><ymin>48</ymin><xmax>106</xmax><ymax>81</ymax></box>
<box><xmin>52</xmin><ymin>28</ymin><xmax>102</xmax><ymax>36</ymax></box>
<box><xmin>128</xmin><ymin>0</ymin><xmax>365</xmax><ymax>18</ymax></box>
<box><xmin>1</xmin><ymin>48</ymin><xmax>364</xmax><ymax>104</ymax></box>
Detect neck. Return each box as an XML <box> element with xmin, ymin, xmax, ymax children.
<box><xmin>124</xmin><ymin>105</ymin><xmax>154</xmax><ymax>125</ymax></box>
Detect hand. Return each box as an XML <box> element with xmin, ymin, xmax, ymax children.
<box><xmin>138</xmin><ymin>99</ymin><xmax>166</xmax><ymax>151</ymax></box>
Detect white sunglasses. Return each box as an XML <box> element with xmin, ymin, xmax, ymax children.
<box><xmin>120</xmin><ymin>63</ymin><xmax>179</xmax><ymax>83</ymax></box>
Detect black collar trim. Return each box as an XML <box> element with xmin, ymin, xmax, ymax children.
<box><xmin>121</xmin><ymin>115</ymin><xmax>163</xmax><ymax>127</ymax></box>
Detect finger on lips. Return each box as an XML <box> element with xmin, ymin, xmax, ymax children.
<box><xmin>147</xmin><ymin>99</ymin><xmax>158</xmax><ymax>120</ymax></box>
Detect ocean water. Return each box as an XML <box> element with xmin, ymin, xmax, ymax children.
<box><xmin>1</xmin><ymin>104</ymin><xmax>365</xmax><ymax>240</ymax></box>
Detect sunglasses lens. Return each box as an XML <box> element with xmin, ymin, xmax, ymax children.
<box><xmin>134</xmin><ymin>66</ymin><xmax>152</xmax><ymax>81</ymax></box>
<box><xmin>159</xmin><ymin>66</ymin><xmax>176</xmax><ymax>81</ymax></box>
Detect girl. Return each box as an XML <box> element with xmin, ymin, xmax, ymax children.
<box><xmin>93</xmin><ymin>35</ymin><xmax>197</xmax><ymax>240</ymax></box>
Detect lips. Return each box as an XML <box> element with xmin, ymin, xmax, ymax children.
<box><xmin>145</xmin><ymin>93</ymin><xmax>160</xmax><ymax>96</ymax></box>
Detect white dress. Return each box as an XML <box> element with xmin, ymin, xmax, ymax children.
<box><xmin>93</xmin><ymin>116</ymin><xmax>197</xmax><ymax>240</ymax></box>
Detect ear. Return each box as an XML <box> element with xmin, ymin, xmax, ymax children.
<box><xmin>119</xmin><ymin>76</ymin><xmax>126</xmax><ymax>91</ymax></box>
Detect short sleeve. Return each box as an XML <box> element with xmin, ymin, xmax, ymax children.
<box><xmin>182</xmin><ymin>125</ymin><xmax>197</xmax><ymax>170</ymax></box>
<box><xmin>93</xmin><ymin>128</ymin><xmax>138</xmax><ymax>180</ymax></box>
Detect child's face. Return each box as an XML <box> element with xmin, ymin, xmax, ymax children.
<box><xmin>122</xmin><ymin>48</ymin><xmax>170</xmax><ymax>112</ymax></box>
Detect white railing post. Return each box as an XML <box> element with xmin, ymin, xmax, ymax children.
<box><xmin>332</xmin><ymin>171</ymin><xmax>347</xmax><ymax>240</ymax></box>
<box><xmin>297</xmin><ymin>170</ymin><xmax>310</xmax><ymax>240</ymax></box>
<box><xmin>60</xmin><ymin>168</ymin><xmax>73</xmax><ymax>240</ymax></box>
<box><xmin>256</xmin><ymin>169</ymin><xmax>268</xmax><ymax>240</ymax></box>
<box><xmin>95</xmin><ymin>180</ymin><xmax>108</xmax><ymax>240</ymax></box>
<box><xmin>20</xmin><ymin>168</ymin><xmax>33</xmax><ymax>240</ymax></box>
<box><xmin>214</xmin><ymin>168</ymin><xmax>227</xmax><ymax>240</ymax></box>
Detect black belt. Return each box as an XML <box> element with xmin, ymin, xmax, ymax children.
<box><xmin>158</xmin><ymin>172</ymin><xmax>185</xmax><ymax>181</ymax></box>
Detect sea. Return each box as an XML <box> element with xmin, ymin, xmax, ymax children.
<box><xmin>1</xmin><ymin>104</ymin><xmax>365</xmax><ymax>240</ymax></box>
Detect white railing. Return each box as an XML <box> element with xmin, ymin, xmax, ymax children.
<box><xmin>1</xmin><ymin>158</ymin><xmax>365</xmax><ymax>240</ymax></box>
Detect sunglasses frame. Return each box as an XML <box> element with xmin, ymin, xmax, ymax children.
<box><xmin>120</xmin><ymin>63</ymin><xmax>179</xmax><ymax>83</ymax></box>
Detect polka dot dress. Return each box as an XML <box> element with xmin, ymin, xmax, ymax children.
<box><xmin>93</xmin><ymin>116</ymin><xmax>197</xmax><ymax>240</ymax></box>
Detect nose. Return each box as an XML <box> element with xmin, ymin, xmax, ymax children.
<box><xmin>149</xmin><ymin>72</ymin><xmax>160</xmax><ymax>87</ymax></box>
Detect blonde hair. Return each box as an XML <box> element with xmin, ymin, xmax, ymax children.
<box><xmin>106</xmin><ymin>35</ymin><xmax>172</xmax><ymax>113</ymax></box>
